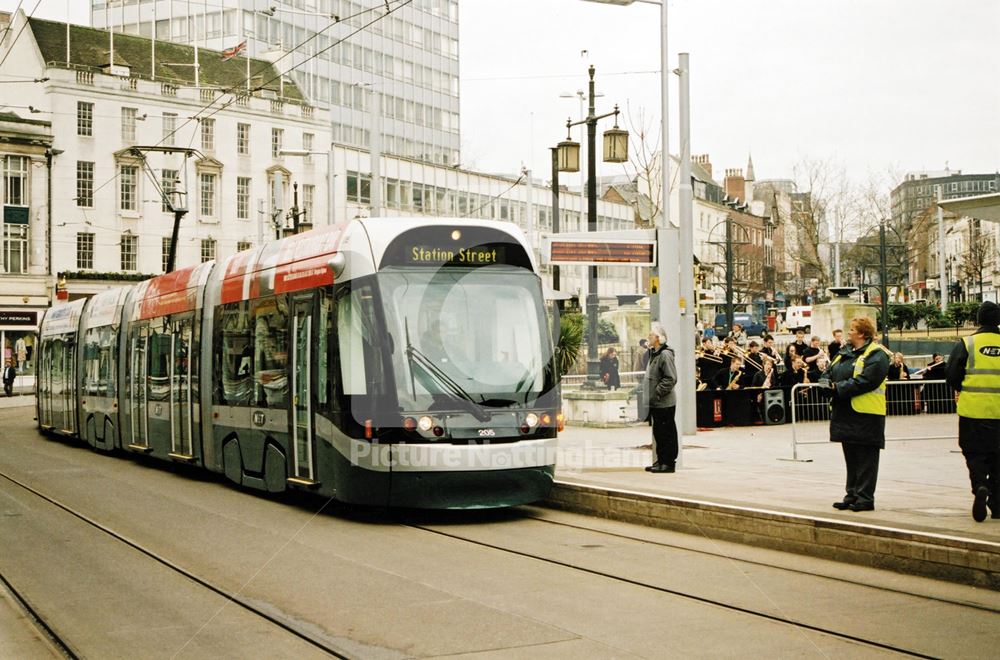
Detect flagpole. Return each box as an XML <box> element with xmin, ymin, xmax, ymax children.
<box><xmin>151</xmin><ymin>0</ymin><xmax>156</xmax><ymax>80</ymax></box>
<box><xmin>65</xmin><ymin>0</ymin><xmax>70</xmax><ymax>64</ymax></box>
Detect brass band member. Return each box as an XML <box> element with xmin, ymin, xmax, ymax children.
<box><xmin>714</xmin><ymin>356</ymin><xmax>744</xmax><ymax>390</ymax></box>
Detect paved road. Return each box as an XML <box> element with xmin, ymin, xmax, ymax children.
<box><xmin>2</xmin><ymin>405</ymin><xmax>999</xmax><ymax>658</ymax></box>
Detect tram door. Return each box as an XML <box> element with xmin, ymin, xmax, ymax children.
<box><xmin>169</xmin><ymin>318</ymin><xmax>194</xmax><ymax>458</ymax></box>
<box><xmin>38</xmin><ymin>341</ymin><xmax>51</xmax><ymax>428</ymax></box>
<box><xmin>129</xmin><ymin>326</ymin><xmax>149</xmax><ymax>449</ymax></box>
<box><xmin>291</xmin><ymin>299</ymin><xmax>315</xmax><ymax>482</ymax></box>
<box><xmin>51</xmin><ymin>338</ymin><xmax>75</xmax><ymax>433</ymax></box>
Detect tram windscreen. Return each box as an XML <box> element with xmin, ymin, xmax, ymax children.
<box><xmin>378</xmin><ymin>266</ymin><xmax>553</xmax><ymax>411</ymax></box>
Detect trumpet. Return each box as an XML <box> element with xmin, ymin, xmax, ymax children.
<box><xmin>695</xmin><ymin>349</ymin><xmax>724</xmax><ymax>363</ymax></box>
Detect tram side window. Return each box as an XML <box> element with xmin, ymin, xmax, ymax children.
<box><xmin>252</xmin><ymin>296</ymin><xmax>289</xmax><ymax>408</ymax></box>
<box><xmin>147</xmin><ymin>324</ymin><xmax>171</xmax><ymax>401</ymax></box>
<box><xmin>336</xmin><ymin>283</ymin><xmax>384</xmax><ymax>399</ymax></box>
<box><xmin>82</xmin><ymin>327</ymin><xmax>114</xmax><ymax>396</ymax></box>
<box><xmin>317</xmin><ymin>290</ymin><xmax>332</xmax><ymax>408</ymax></box>
<box><xmin>217</xmin><ymin>301</ymin><xmax>252</xmax><ymax>405</ymax></box>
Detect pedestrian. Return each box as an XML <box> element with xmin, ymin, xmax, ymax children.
<box><xmin>728</xmin><ymin>323</ymin><xmax>748</xmax><ymax>348</ymax></box>
<box><xmin>924</xmin><ymin>352</ymin><xmax>954</xmax><ymax>414</ymax></box>
<box><xmin>2</xmin><ymin>358</ymin><xmax>16</xmax><ymax>396</ymax></box>
<box><xmin>946</xmin><ymin>301</ymin><xmax>1000</xmax><ymax>522</ymax></box>
<box><xmin>633</xmin><ymin>338</ymin><xmax>650</xmax><ymax>372</ymax></box>
<box><xmin>819</xmin><ymin>317</ymin><xmax>891</xmax><ymax>512</ymax></box>
<box><xmin>600</xmin><ymin>347</ymin><xmax>621</xmax><ymax>390</ymax></box>
<box><xmin>642</xmin><ymin>325</ymin><xmax>678</xmax><ymax>473</ymax></box>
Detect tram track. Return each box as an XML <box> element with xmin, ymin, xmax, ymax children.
<box><xmin>517</xmin><ymin>509</ymin><xmax>1000</xmax><ymax>615</ymax></box>
<box><xmin>0</xmin><ymin>469</ymin><xmax>353</xmax><ymax>659</ymax></box>
<box><xmin>0</xmin><ymin>570</ymin><xmax>76</xmax><ymax>659</ymax></box>
<box><xmin>401</xmin><ymin>511</ymin><xmax>973</xmax><ymax>659</ymax></box>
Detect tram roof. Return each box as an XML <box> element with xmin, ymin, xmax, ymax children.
<box><xmin>137</xmin><ymin>262</ymin><xmax>213</xmax><ymax>320</ymax></box>
<box><xmin>220</xmin><ymin>224</ymin><xmax>344</xmax><ymax>304</ymax></box>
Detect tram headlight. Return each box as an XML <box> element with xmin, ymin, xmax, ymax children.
<box><xmin>540</xmin><ymin>413</ymin><xmax>552</xmax><ymax>426</ymax></box>
<box><xmin>524</xmin><ymin>413</ymin><xmax>539</xmax><ymax>428</ymax></box>
<box><xmin>402</xmin><ymin>417</ymin><xmax>417</xmax><ymax>432</ymax></box>
<box><xmin>417</xmin><ymin>415</ymin><xmax>434</xmax><ymax>432</ymax></box>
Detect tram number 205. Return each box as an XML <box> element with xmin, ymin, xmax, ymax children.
<box><xmin>478</xmin><ymin>429</ymin><xmax>496</xmax><ymax>437</ymax></box>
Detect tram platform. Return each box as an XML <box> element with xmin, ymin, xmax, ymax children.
<box><xmin>552</xmin><ymin>417</ymin><xmax>1000</xmax><ymax>588</ymax></box>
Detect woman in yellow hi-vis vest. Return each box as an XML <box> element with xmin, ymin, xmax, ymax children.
<box><xmin>946</xmin><ymin>301</ymin><xmax>1000</xmax><ymax>522</ymax></box>
<box><xmin>819</xmin><ymin>317</ymin><xmax>891</xmax><ymax>512</ymax></box>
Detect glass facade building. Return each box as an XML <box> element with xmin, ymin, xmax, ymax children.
<box><xmin>91</xmin><ymin>0</ymin><xmax>461</xmax><ymax>166</ymax></box>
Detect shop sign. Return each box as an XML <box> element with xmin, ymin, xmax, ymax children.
<box><xmin>0</xmin><ymin>310</ymin><xmax>38</xmax><ymax>326</ymax></box>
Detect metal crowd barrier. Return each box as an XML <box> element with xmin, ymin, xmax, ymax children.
<box><xmin>788</xmin><ymin>379</ymin><xmax>956</xmax><ymax>461</ymax></box>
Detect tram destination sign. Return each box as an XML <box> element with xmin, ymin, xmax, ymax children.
<box><xmin>543</xmin><ymin>231</ymin><xmax>657</xmax><ymax>266</ymax></box>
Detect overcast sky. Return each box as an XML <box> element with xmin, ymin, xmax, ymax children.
<box><xmin>460</xmin><ymin>0</ymin><xmax>1000</xmax><ymax>185</ymax></box>
<box><xmin>6</xmin><ymin>0</ymin><xmax>998</xmax><ymax>187</ymax></box>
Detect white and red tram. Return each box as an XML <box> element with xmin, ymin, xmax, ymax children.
<box><xmin>37</xmin><ymin>218</ymin><xmax>561</xmax><ymax>508</ymax></box>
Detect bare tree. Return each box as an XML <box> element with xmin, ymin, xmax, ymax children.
<box><xmin>619</xmin><ymin>105</ymin><xmax>664</xmax><ymax>227</ymax></box>
<box><xmin>962</xmin><ymin>219</ymin><xmax>991</xmax><ymax>302</ymax></box>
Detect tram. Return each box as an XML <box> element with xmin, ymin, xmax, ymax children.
<box><xmin>36</xmin><ymin>218</ymin><xmax>562</xmax><ymax>508</ymax></box>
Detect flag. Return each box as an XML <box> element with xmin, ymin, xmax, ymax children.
<box><xmin>221</xmin><ymin>40</ymin><xmax>247</xmax><ymax>62</ymax></box>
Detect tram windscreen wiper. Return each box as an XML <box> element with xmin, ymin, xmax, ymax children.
<box><xmin>404</xmin><ymin>324</ymin><xmax>490</xmax><ymax>422</ymax></box>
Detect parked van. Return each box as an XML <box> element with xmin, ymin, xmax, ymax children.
<box><xmin>713</xmin><ymin>312</ymin><xmax>766</xmax><ymax>338</ymax></box>
<box><xmin>784</xmin><ymin>305</ymin><xmax>812</xmax><ymax>332</ymax></box>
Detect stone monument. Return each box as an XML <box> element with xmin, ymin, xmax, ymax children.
<box><xmin>811</xmin><ymin>287</ymin><xmax>877</xmax><ymax>341</ymax></box>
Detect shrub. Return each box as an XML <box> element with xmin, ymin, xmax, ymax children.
<box><xmin>556</xmin><ymin>314</ymin><xmax>584</xmax><ymax>376</ymax></box>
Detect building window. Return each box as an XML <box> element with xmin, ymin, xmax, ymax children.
<box><xmin>120</xmin><ymin>233</ymin><xmax>137</xmax><ymax>271</ymax></box>
<box><xmin>236</xmin><ymin>240</ymin><xmax>252</xmax><ymax>253</ymax></box>
<box><xmin>3</xmin><ymin>155</ymin><xmax>28</xmax><ymax>206</ymax></box>
<box><xmin>272</xmin><ymin>128</ymin><xmax>283</xmax><ymax>158</ymax></box>
<box><xmin>162</xmin><ymin>237</ymin><xmax>171</xmax><ymax>272</ymax></box>
<box><xmin>302</xmin><ymin>184</ymin><xmax>314</xmax><ymax>222</ymax></box>
<box><xmin>76</xmin><ymin>161</ymin><xmax>94</xmax><ymax>207</ymax></box>
<box><xmin>77</xmin><ymin>232</ymin><xmax>94</xmax><ymax>269</ymax></box>
<box><xmin>237</xmin><ymin>122</ymin><xmax>250</xmax><ymax>155</ymax></box>
<box><xmin>77</xmin><ymin>101</ymin><xmax>94</xmax><ymax>136</ymax></box>
<box><xmin>161</xmin><ymin>169</ymin><xmax>178</xmax><ymax>212</ymax></box>
<box><xmin>345</xmin><ymin>171</ymin><xmax>371</xmax><ymax>204</ymax></box>
<box><xmin>201</xmin><ymin>117</ymin><xmax>215</xmax><ymax>152</ymax></box>
<box><xmin>121</xmin><ymin>107</ymin><xmax>137</xmax><ymax>143</ymax></box>
<box><xmin>236</xmin><ymin>176</ymin><xmax>251</xmax><ymax>220</ymax></box>
<box><xmin>303</xmin><ymin>132</ymin><xmax>314</xmax><ymax>163</ymax></box>
<box><xmin>200</xmin><ymin>238</ymin><xmax>216</xmax><ymax>263</ymax></box>
<box><xmin>200</xmin><ymin>172</ymin><xmax>216</xmax><ymax>217</ymax></box>
<box><xmin>119</xmin><ymin>164</ymin><xmax>138</xmax><ymax>211</ymax></box>
<box><xmin>163</xmin><ymin>112</ymin><xmax>177</xmax><ymax>146</ymax></box>
<box><xmin>2</xmin><ymin>224</ymin><xmax>29</xmax><ymax>274</ymax></box>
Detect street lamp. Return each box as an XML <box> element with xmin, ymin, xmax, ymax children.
<box><xmin>556</xmin><ymin>65</ymin><xmax>628</xmax><ymax>386</ymax></box>
<box><xmin>279</xmin><ymin>148</ymin><xmax>334</xmax><ymax>228</ymax></box>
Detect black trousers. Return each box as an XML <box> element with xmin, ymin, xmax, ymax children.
<box><xmin>650</xmin><ymin>406</ymin><xmax>678</xmax><ymax>467</ymax></box>
<box><xmin>958</xmin><ymin>417</ymin><xmax>1000</xmax><ymax>507</ymax></box>
<box><xmin>841</xmin><ymin>442</ymin><xmax>881</xmax><ymax>505</ymax></box>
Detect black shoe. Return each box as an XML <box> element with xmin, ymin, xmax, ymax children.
<box><xmin>832</xmin><ymin>500</ymin><xmax>855</xmax><ymax>510</ymax></box>
<box><xmin>848</xmin><ymin>501</ymin><xmax>874</xmax><ymax>512</ymax></box>
<box><xmin>650</xmin><ymin>464</ymin><xmax>675</xmax><ymax>473</ymax></box>
<box><xmin>644</xmin><ymin>464</ymin><xmax>659</xmax><ymax>472</ymax></box>
<box><xmin>972</xmin><ymin>486</ymin><xmax>989</xmax><ymax>523</ymax></box>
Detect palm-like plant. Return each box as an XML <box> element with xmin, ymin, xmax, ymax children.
<box><xmin>555</xmin><ymin>314</ymin><xmax>584</xmax><ymax>377</ymax></box>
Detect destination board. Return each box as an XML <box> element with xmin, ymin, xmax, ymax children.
<box><xmin>548</xmin><ymin>240</ymin><xmax>656</xmax><ymax>266</ymax></box>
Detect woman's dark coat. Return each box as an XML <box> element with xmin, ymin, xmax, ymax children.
<box><xmin>600</xmin><ymin>355</ymin><xmax>621</xmax><ymax>388</ymax></box>
<box><xmin>823</xmin><ymin>341</ymin><xmax>891</xmax><ymax>448</ymax></box>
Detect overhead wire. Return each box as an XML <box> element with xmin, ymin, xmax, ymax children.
<box><xmin>0</xmin><ymin>0</ymin><xmax>40</xmax><ymax>70</ymax></box>
<box><xmin>79</xmin><ymin>0</ymin><xmax>411</xmax><ymax>217</ymax></box>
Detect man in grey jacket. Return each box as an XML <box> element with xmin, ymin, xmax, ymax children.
<box><xmin>644</xmin><ymin>325</ymin><xmax>678</xmax><ymax>473</ymax></box>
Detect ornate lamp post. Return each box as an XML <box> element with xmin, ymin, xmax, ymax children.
<box><xmin>556</xmin><ymin>65</ymin><xmax>628</xmax><ymax>385</ymax></box>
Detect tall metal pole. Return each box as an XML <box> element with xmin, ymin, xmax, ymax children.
<box><xmin>880</xmin><ymin>219</ymin><xmax>889</xmax><ymax>347</ymax></box>
<box><xmin>550</xmin><ymin>148</ymin><xmax>561</xmax><ymax>297</ymax></box>
<box><xmin>725</xmin><ymin>215</ymin><xmax>734</xmax><ymax>328</ymax></box>
<box><xmin>937</xmin><ymin>185</ymin><xmax>947</xmax><ymax>311</ymax></box>
<box><xmin>370</xmin><ymin>88</ymin><xmax>382</xmax><ymax>217</ymax></box>
<box><xmin>585</xmin><ymin>65</ymin><xmax>600</xmax><ymax>385</ymax></box>
<box><xmin>677</xmin><ymin>52</ymin><xmax>695</xmax><ymax>436</ymax></box>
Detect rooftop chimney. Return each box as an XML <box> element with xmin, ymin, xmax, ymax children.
<box><xmin>724</xmin><ymin>168</ymin><xmax>745</xmax><ymax>201</ymax></box>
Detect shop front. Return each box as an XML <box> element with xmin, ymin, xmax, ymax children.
<box><xmin>1</xmin><ymin>308</ymin><xmax>42</xmax><ymax>375</ymax></box>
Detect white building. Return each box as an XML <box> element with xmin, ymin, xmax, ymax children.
<box><xmin>92</xmin><ymin>0</ymin><xmax>461</xmax><ymax>166</ymax></box>
<box><xmin>0</xmin><ymin>11</ymin><xmax>638</xmax><ymax>317</ymax></box>
<box><xmin>0</xmin><ymin>12</ymin><xmax>329</xmax><ymax>301</ymax></box>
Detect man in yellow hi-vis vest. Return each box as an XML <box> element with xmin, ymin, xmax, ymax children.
<box><xmin>819</xmin><ymin>317</ymin><xmax>891</xmax><ymax>512</ymax></box>
<box><xmin>946</xmin><ymin>301</ymin><xmax>1000</xmax><ymax>523</ymax></box>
